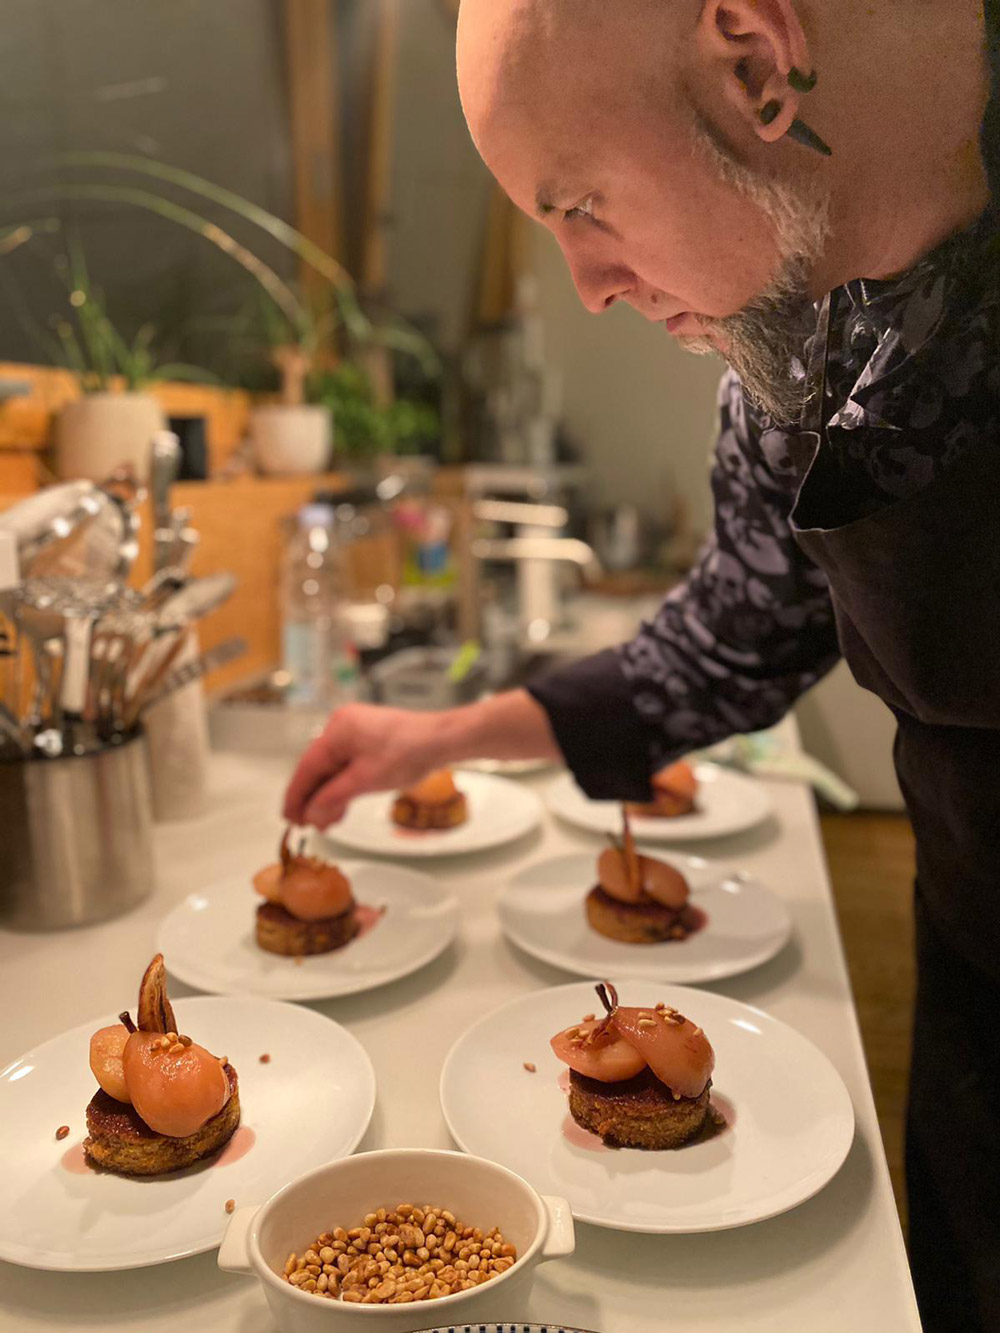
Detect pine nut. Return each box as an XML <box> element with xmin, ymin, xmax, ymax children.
<box><xmin>282</xmin><ymin>1202</ymin><xmax>517</xmax><ymax>1304</ymax></box>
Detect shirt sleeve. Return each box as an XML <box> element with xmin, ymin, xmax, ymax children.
<box><xmin>528</xmin><ymin>371</ymin><xmax>842</xmax><ymax>800</ymax></box>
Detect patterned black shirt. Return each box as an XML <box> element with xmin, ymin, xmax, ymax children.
<box><xmin>529</xmin><ymin>209</ymin><xmax>1000</xmax><ymax>800</ymax></box>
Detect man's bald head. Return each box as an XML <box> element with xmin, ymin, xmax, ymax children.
<box><xmin>455</xmin><ymin>0</ymin><xmax>990</xmax><ymax>422</ymax></box>
<box><xmin>458</xmin><ymin>0</ymin><xmax>689</xmax><ymax>202</ymax></box>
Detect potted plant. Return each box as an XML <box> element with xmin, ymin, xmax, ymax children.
<box><xmin>6</xmin><ymin>152</ymin><xmax>441</xmax><ymax>476</ymax></box>
<box><xmin>56</xmin><ymin>247</ymin><xmax>219</xmax><ymax>482</ymax></box>
<box><xmin>0</xmin><ymin>229</ymin><xmax>215</xmax><ymax>482</ymax></box>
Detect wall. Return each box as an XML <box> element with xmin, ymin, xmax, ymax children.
<box><xmin>529</xmin><ymin>227</ymin><xmax>723</xmax><ymax>529</ymax></box>
<box><xmin>386</xmin><ymin>0</ymin><xmax>493</xmax><ymax>351</ymax></box>
<box><xmin>0</xmin><ymin>0</ymin><xmax>295</xmax><ymax>379</ymax></box>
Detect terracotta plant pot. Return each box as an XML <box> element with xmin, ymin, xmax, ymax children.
<box><xmin>54</xmin><ymin>392</ymin><xmax>167</xmax><ymax>484</ymax></box>
<box><xmin>251</xmin><ymin>405</ymin><xmax>333</xmax><ymax>476</ymax></box>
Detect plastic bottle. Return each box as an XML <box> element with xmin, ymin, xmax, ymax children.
<box><xmin>280</xmin><ymin>504</ymin><xmax>359</xmax><ymax>708</ymax></box>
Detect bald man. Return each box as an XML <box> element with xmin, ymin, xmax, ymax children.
<box><xmin>286</xmin><ymin>5</ymin><xmax>1000</xmax><ymax>1325</ymax></box>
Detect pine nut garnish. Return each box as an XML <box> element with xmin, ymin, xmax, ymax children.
<box><xmin>225</xmin><ymin>1199</ymin><xmax>236</xmax><ymax>1214</ymax></box>
<box><xmin>523</xmin><ymin>1061</ymin><xmax>536</xmax><ymax>1073</ymax></box>
<box><xmin>283</xmin><ymin>1204</ymin><xmax>517</xmax><ymax>1304</ymax></box>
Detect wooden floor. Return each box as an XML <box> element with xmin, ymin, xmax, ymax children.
<box><xmin>820</xmin><ymin>812</ymin><xmax>916</xmax><ymax>1228</ymax></box>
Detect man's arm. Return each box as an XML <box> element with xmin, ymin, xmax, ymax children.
<box><xmin>528</xmin><ymin>371</ymin><xmax>841</xmax><ymax>798</ymax></box>
<box><xmin>284</xmin><ymin>372</ymin><xmax>841</xmax><ymax>826</ymax></box>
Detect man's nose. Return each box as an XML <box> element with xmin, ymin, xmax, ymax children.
<box><xmin>564</xmin><ymin>252</ymin><xmax>635</xmax><ymax>314</ymax></box>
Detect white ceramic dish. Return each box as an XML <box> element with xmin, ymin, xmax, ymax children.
<box><xmin>218</xmin><ymin>1149</ymin><xmax>574</xmax><ymax>1333</ymax></box>
<box><xmin>440</xmin><ymin>980</ymin><xmax>854</xmax><ymax>1234</ymax></box>
<box><xmin>459</xmin><ymin>757</ymin><xmax>555</xmax><ymax>777</ymax></box>
<box><xmin>545</xmin><ymin>764</ymin><xmax>774</xmax><ymax>842</ymax></box>
<box><xmin>0</xmin><ymin>997</ymin><xmax>376</xmax><ymax>1271</ymax></box>
<box><xmin>498</xmin><ymin>851</ymin><xmax>792</xmax><ymax>984</ymax></box>
<box><xmin>324</xmin><ymin>771</ymin><xmax>543</xmax><ymax>860</ymax></box>
<box><xmin>157</xmin><ymin>863</ymin><xmax>459</xmax><ymax>1001</ymax></box>
<box><xmin>415</xmin><ymin>1326</ymin><xmax>597</xmax><ymax>1333</ymax></box>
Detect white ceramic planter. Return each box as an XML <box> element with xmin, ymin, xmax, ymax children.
<box><xmin>54</xmin><ymin>392</ymin><xmax>167</xmax><ymax>483</ymax></box>
<box><xmin>251</xmin><ymin>405</ymin><xmax>333</xmax><ymax>475</ymax></box>
<box><xmin>218</xmin><ymin>1148</ymin><xmax>575</xmax><ymax>1333</ymax></box>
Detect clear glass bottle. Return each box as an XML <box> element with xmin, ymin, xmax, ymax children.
<box><xmin>280</xmin><ymin>504</ymin><xmax>359</xmax><ymax>708</ymax></box>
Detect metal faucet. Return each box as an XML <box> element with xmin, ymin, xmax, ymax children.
<box><xmin>458</xmin><ymin>499</ymin><xmax>601</xmax><ymax>644</ymax></box>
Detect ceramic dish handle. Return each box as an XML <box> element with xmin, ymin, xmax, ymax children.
<box><xmin>217</xmin><ymin>1205</ymin><xmax>258</xmax><ymax>1274</ymax></box>
<box><xmin>540</xmin><ymin>1195</ymin><xmax>575</xmax><ymax>1260</ymax></box>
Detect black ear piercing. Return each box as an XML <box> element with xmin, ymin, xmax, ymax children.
<box><xmin>758</xmin><ymin>67</ymin><xmax>832</xmax><ymax>157</ymax></box>
<box><xmin>786</xmin><ymin>118</ymin><xmax>832</xmax><ymax>156</ymax></box>
<box><xmin>787</xmin><ymin>66</ymin><xmax>818</xmax><ymax>94</ymax></box>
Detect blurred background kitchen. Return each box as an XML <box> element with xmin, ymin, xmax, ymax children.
<box><xmin>0</xmin><ymin>0</ymin><xmax>912</xmax><ymax>1214</ymax></box>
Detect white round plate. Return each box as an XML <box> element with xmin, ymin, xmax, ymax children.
<box><xmin>0</xmin><ymin>997</ymin><xmax>376</xmax><ymax>1271</ymax></box>
<box><xmin>415</xmin><ymin>1326</ymin><xmax>597</xmax><ymax>1333</ymax></box>
<box><xmin>545</xmin><ymin>764</ymin><xmax>774</xmax><ymax>842</ymax></box>
<box><xmin>440</xmin><ymin>981</ymin><xmax>854</xmax><ymax>1234</ymax></box>
<box><xmin>157</xmin><ymin>863</ymin><xmax>459</xmax><ymax>1001</ymax></box>
<box><xmin>498</xmin><ymin>851</ymin><xmax>792</xmax><ymax>984</ymax></box>
<box><xmin>458</xmin><ymin>757</ymin><xmax>555</xmax><ymax>777</ymax></box>
<box><xmin>325</xmin><ymin>771</ymin><xmax>543</xmax><ymax>859</ymax></box>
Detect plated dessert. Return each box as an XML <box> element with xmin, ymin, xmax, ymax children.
<box><xmin>253</xmin><ymin>830</ymin><xmax>361</xmax><ymax>956</ymax></box>
<box><xmin>85</xmin><ymin>954</ymin><xmax>240</xmax><ymax>1175</ymax></box>
<box><xmin>627</xmin><ymin>759</ymin><xmax>698</xmax><ymax>819</ymax></box>
<box><xmin>392</xmin><ymin>768</ymin><xmax>468</xmax><ymax>831</ymax></box>
<box><xmin>551</xmin><ymin>981</ymin><xmax>715</xmax><ymax>1149</ymax></box>
<box><xmin>588</xmin><ymin>810</ymin><xmax>702</xmax><ymax>944</ymax></box>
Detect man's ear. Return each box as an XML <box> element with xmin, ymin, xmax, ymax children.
<box><xmin>695</xmin><ymin>0</ymin><xmax>813</xmax><ymax>145</ymax></box>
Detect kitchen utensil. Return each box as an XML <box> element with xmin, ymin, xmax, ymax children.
<box><xmin>441</xmin><ymin>980</ymin><xmax>855</xmax><ymax>1234</ymax></box>
<box><xmin>0</xmin><ymin>481</ymin><xmax>98</xmax><ymax>566</ymax></box>
<box><xmin>0</xmin><ymin>732</ymin><xmax>154</xmax><ymax>929</ymax></box>
<box><xmin>218</xmin><ymin>1150</ymin><xmax>574</xmax><ymax>1332</ymax></box>
<box><xmin>150</xmin><ymin>430</ymin><xmax>181</xmax><ymax>573</ymax></box>
<box><xmin>138</xmin><ymin>566</ymin><xmax>188</xmax><ymax>613</ymax></box>
<box><xmin>0</xmin><ymin>483</ymin><xmax>137</xmax><ymax>583</ymax></box>
<box><xmin>59</xmin><ymin>605</ymin><xmax>101</xmax><ymax>753</ymax></box>
<box><xmin>155</xmin><ymin>571</ymin><xmax>237</xmax><ymax>630</ymax></box>
<box><xmin>157</xmin><ymin>858</ymin><xmax>459</xmax><ymax>1001</ymax></box>
<box><xmin>132</xmin><ymin>634</ymin><xmax>247</xmax><ymax>722</ymax></box>
<box><xmin>0</xmin><ymin>997</ymin><xmax>376</xmax><ymax>1271</ymax></box>
<box><xmin>0</xmin><ymin>700</ymin><xmax>27</xmax><ymax>756</ymax></box>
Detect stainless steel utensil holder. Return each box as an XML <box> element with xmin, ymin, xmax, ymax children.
<box><xmin>0</xmin><ymin>733</ymin><xmax>155</xmax><ymax>929</ymax></box>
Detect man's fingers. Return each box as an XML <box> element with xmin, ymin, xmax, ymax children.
<box><xmin>283</xmin><ymin>728</ymin><xmax>350</xmax><ymax>823</ymax></box>
<box><xmin>301</xmin><ymin>761</ymin><xmax>371</xmax><ymax>829</ymax></box>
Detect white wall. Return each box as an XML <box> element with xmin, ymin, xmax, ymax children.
<box><xmin>529</xmin><ymin>227</ymin><xmax>723</xmax><ymax>529</ymax></box>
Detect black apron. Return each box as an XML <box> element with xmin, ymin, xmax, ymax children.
<box><xmin>790</xmin><ymin>291</ymin><xmax>1000</xmax><ymax>1332</ymax></box>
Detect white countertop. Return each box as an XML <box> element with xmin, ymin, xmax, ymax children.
<box><xmin>0</xmin><ymin>748</ymin><xmax>921</xmax><ymax>1333</ymax></box>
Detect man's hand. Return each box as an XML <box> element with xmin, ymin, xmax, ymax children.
<box><xmin>282</xmin><ymin>689</ymin><xmax>561</xmax><ymax>828</ymax></box>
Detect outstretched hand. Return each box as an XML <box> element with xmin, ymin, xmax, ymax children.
<box><xmin>282</xmin><ymin>690</ymin><xmax>562</xmax><ymax>829</ymax></box>
<box><xmin>282</xmin><ymin>704</ymin><xmax>446</xmax><ymax>829</ymax></box>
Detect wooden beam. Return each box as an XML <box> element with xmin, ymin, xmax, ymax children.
<box><xmin>282</xmin><ymin>0</ymin><xmax>345</xmax><ymax>285</ymax></box>
<box><xmin>361</xmin><ymin>0</ymin><xmax>401</xmax><ymax>300</ymax></box>
<box><xmin>474</xmin><ymin>185</ymin><xmax>531</xmax><ymax>328</ymax></box>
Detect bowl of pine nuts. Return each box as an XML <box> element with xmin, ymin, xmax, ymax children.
<box><xmin>218</xmin><ymin>1148</ymin><xmax>575</xmax><ymax>1332</ymax></box>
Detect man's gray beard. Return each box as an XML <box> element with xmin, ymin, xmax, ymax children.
<box><xmin>681</xmin><ymin>110</ymin><xmax>831</xmax><ymax>425</ymax></box>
